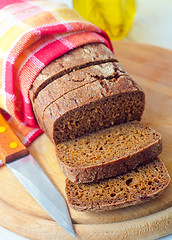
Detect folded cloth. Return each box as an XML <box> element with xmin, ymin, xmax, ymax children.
<box><xmin>0</xmin><ymin>0</ymin><xmax>113</xmax><ymax>154</ymax></box>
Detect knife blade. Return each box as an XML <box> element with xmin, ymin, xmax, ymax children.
<box><xmin>0</xmin><ymin>113</ymin><xmax>75</xmax><ymax>238</ymax></box>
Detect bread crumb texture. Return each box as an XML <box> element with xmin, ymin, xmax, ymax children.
<box><xmin>65</xmin><ymin>158</ymin><xmax>170</xmax><ymax>211</ymax></box>
<box><xmin>57</xmin><ymin>121</ymin><xmax>160</xmax><ymax>167</ymax></box>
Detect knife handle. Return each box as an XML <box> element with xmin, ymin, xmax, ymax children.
<box><xmin>0</xmin><ymin>113</ymin><xmax>29</xmax><ymax>164</ymax></box>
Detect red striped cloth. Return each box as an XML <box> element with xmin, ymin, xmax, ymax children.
<box><xmin>0</xmin><ymin>0</ymin><xmax>25</xmax><ymax>9</ymax></box>
<box><xmin>0</xmin><ymin>0</ymin><xmax>113</xmax><ymax>167</ymax></box>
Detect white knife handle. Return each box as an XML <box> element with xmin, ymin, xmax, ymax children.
<box><xmin>0</xmin><ymin>113</ymin><xmax>29</xmax><ymax>164</ymax></box>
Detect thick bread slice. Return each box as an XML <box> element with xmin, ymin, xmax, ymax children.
<box><xmin>31</xmin><ymin>61</ymin><xmax>126</xmax><ymax>121</ymax></box>
<box><xmin>56</xmin><ymin>121</ymin><xmax>162</xmax><ymax>183</ymax></box>
<box><xmin>29</xmin><ymin>43</ymin><xmax>116</xmax><ymax>100</ymax></box>
<box><xmin>65</xmin><ymin>158</ymin><xmax>170</xmax><ymax>211</ymax></box>
<box><xmin>42</xmin><ymin>76</ymin><xmax>144</xmax><ymax>144</ymax></box>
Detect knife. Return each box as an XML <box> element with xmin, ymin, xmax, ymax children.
<box><xmin>0</xmin><ymin>113</ymin><xmax>75</xmax><ymax>238</ymax></box>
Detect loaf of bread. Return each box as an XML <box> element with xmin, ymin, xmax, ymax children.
<box><xmin>29</xmin><ymin>42</ymin><xmax>170</xmax><ymax>212</ymax></box>
<box><xmin>30</xmin><ymin>43</ymin><xmax>145</xmax><ymax>144</ymax></box>
<box><xmin>56</xmin><ymin>121</ymin><xmax>162</xmax><ymax>183</ymax></box>
<box><xmin>65</xmin><ymin>158</ymin><xmax>170</xmax><ymax>211</ymax></box>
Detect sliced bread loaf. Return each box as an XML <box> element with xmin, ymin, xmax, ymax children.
<box><xmin>29</xmin><ymin>43</ymin><xmax>116</xmax><ymax>101</ymax></box>
<box><xmin>65</xmin><ymin>158</ymin><xmax>170</xmax><ymax>211</ymax></box>
<box><xmin>56</xmin><ymin>121</ymin><xmax>162</xmax><ymax>183</ymax></box>
<box><xmin>30</xmin><ymin>43</ymin><xmax>145</xmax><ymax>144</ymax></box>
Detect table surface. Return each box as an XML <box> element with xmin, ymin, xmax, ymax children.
<box><xmin>0</xmin><ymin>0</ymin><xmax>172</xmax><ymax>239</ymax></box>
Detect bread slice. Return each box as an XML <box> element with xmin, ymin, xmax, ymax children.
<box><xmin>65</xmin><ymin>158</ymin><xmax>170</xmax><ymax>211</ymax></box>
<box><xmin>56</xmin><ymin>121</ymin><xmax>162</xmax><ymax>183</ymax></box>
<box><xmin>29</xmin><ymin>43</ymin><xmax>116</xmax><ymax>101</ymax></box>
<box><xmin>31</xmin><ymin>61</ymin><xmax>127</xmax><ymax>121</ymax></box>
<box><xmin>42</xmin><ymin>76</ymin><xmax>144</xmax><ymax>144</ymax></box>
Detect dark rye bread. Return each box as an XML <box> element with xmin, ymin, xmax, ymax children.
<box><xmin>31</xmin><ymin>61</ymin><xmax>127</xmax><ymax>123</ymax></box>
<box><xmin>56</xmin><ymin>121</ymin><xmax>162</xmax><ymax>183</ymax></box>
<box><xmin>65</xmin><ymin>158</ymin><xmax>170</xmax><ymax>211</ymax></box>
<box><xmin>29</xmin><ymin>43</ymin><xmax>116</xmax><ymax>101</ymax></box>
<box><xmin>30</xmin><ymin>42</ymin><xmax>145</xmax><ymax>144</ymax></box>
<box><xmin>42</xmin><ymin>75</ymin><xmax>144</xmax><ymax>144</ymax></box>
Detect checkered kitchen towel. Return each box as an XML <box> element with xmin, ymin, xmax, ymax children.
<box><xmin>0</xmin><ymin>0</ymin><xmax>113</xmax><ymax>152</ymax></box>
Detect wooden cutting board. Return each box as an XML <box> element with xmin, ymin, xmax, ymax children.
<box><xmin>0</xmin><ymin>41</ymin><xmax>172</xmax><ymax>240</ymax></box>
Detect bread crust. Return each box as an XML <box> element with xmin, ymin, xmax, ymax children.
<box><xmin>29</xmin><ymin>43</ymin><xmax>116</xmax><ymax>100</ymax></box>
<box><xmin>31</xmin><ymin>61</ymin><xmax>126</xmax><ymax>120</ymax></box>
